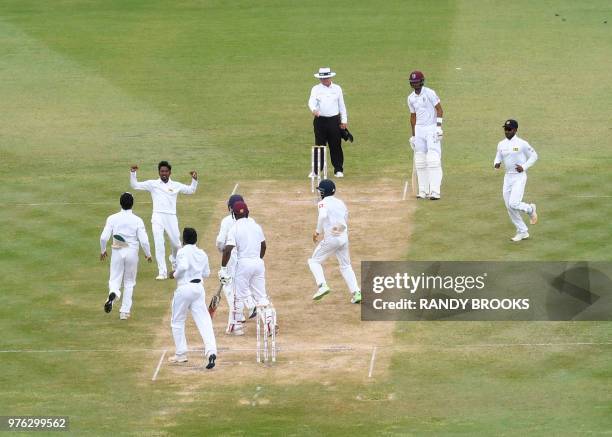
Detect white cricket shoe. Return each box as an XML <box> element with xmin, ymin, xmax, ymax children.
<box><xmin>312</xmin><ymin>284</ymin><xmax>331</xmax><ymax>300</ymax></box>
<box><xmin>308</xmin><ymin>172</ymin><xmax>315</xmax><ymax>178</ymax></box>
<box><xmin>417</xmin><ymin>192</ymin><xmax>429</xmax><ymax>199</ymax></box>
<box><xmin>334</xmin><ymin>172</ymin><xmax>344</xmax><ymax>177</ymax></box>
<box><xmin>119</xmin><ymin>312</ymin><xmax>130</xmax><ymax>320</ymax></box>
<box><xmin>529</xmin><ymin>203</ymin><xmax>538</xmax><ymax>225</ymax></box>
<box><xmin>168</xmin><ymin>354</ymin><xmax>188</xmax><ymax>364</ymax></box>
<box><xmin>511</xmin><ymin>232</ymin><xmax>530</xmax><ymax>242</ymax></box>
<box><xmin>156</xmin><ymin>274</ymin><xmax>167</xmax><ymax>280</ymax></box>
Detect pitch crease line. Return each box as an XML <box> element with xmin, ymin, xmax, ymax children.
<box><xmin>368</xmin><ymin>346</ymin><xmax>377</xmax><ymax>378</ymax></box>
<box><xmin>152</xmin><ymin>349</ymin><xmax>167</xmax><ymax>381</ymax></box>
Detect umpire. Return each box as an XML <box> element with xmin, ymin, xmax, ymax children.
<box><xmin>308</xmin><ymin>67</ymin><xmax>348</xmax><ymax>177</ymax></box>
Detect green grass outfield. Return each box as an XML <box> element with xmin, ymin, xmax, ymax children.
<box><xmin>1</xmin><ymin>0</ymin><xmax>611</xmax><ymax>435</ymax></box>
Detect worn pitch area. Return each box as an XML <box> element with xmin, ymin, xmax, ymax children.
<box><xmin>152</xmin><ymin>178</ymin><xmax>414</xmax><ymax>384</ymax></box>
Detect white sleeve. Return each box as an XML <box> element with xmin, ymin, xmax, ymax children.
<box><xmin>308</xmin><ymin>86</ymin><xmax>318</xmax><ymax>112</ymax></box>
<box><xmin>428</xmin><ymin>88</ymin><xmax>441</xmax><ymax>106</ymax></box>
<box><xmin>130</xmin><ymin>172</ymin><xmax>152</xmax><ymax>191</ymax></box>
<box><xmin>226</xmin><ymin>225</ymin><xmax>236</xmax><ymax>247</ymax></box>
<box><xmin>178</xmin><ymin>178</ymin><xmax>198</xmax><ymax>195</ymax></box>
<box><xmin>316</xmin><ymin>203</ymin><xmax>327</xmax><ymax>234</ymax></box>
<box><xmin>215</xmin><ymin>220</ymin><xmax>229</xmax><ymax>252</ymax></box>
<box><xmin>258</xmin><ymin>224</ymin><xmax>265</xmax><ymax>243</ymax></box>
<box><xmin>494</xmin><ymin>144</ymin><xmax>502</xmax><ymax>166</ymax></box>
<box><xmin>137</xmin><ymin>219</ymin><xmax>152</xmax><ymax>258</ymax></box>
<box><xmin>174</xmin><ymin>250</ymin><xmax>188</xmax><ymax>279</ymax></box>
<box><xmin>202</xmin><ymin>252</ymin><xmax>210</xmax><ymax>279</ymax></box>
<box><xmin>407</xmin><ymin>96</ymin><xmax>415</xmax><ymax>113</ymax></box>
<box><xmin>338</xmin><ymin>87</ymin><xmax>348</xmax><ymax>123</ymax></box>
<box><xmin>100</xmin><ymin>218</ymin><xmax>112</xmax><ymax>253</ymax></box>
<box><xmin>522</xmin><ymin>142</ymin><xmax>538</xmax><ymax>170</ymax></box>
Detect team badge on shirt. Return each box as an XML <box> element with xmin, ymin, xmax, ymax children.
<box><xmin>513</xmin><ymin>147</ymin><xmax>519</xmax><ymax>151</ymax></box>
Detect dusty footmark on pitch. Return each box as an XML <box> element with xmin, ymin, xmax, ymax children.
<box><xmin>152</xmin><ymin>178</ymin><xmax>414</xmax><ymax>386</ymax></box>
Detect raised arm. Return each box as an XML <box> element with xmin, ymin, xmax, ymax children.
<box><xmin>179</xmin><ymin>171</ymin><xmax>198</xmax><ymax>195</ymax></box>
<box><xmin>130</xmin><ymin>166</ymin><xmax>152</xmax><ymax>191</ymax></box>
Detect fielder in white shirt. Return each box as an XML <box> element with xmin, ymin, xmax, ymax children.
<box><xmin>130</xmin><ymin>161</ymin><xmax>198</xmax><ymax>280</ymax></box>
<box><xmin>494</xmin><ymin>119</ymin><xmax>539</xmax><ymax>242</ymax></box>
<box><xmin>100</xmin><ymin>192</ymin><xmax>152</xmax><ymax>319</ymax></box>
<box><xmin>407</xmin><ymin>70</ymin><xmax>444</xmax><ymax>200</ymax></box>
<box><xmin>308</xmin><ymin>179</ymin><xmax>361</xmax><ymax>304</ymax></box>
<box><xmin>219</xmin><ymin>201</ymin><xmax>276</xmax><ymax>336</ymax></box>
<box><xmin>308</xmin><ymin>67</ymin><xmax>349</xmax><ymax>177</ymax></box>
<box><xmin>168</xmin><ymin>227</ymin><xmax>217</xmax><ymax>369</ymax></box>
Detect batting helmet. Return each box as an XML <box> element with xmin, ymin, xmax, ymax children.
<box><xmin>409</xmin><ymin>70</ymin><xmax>425</xmax><ymax>86</ymax></box>
<box><xmin>227</xmin><ymin>194</ymin><xmax>244</xmax><ymax>209</ymax></box>
<box><xmin>232</xmin><ymin>200</ymin><xmax>249</xmax><ymax>218</ymax></box>
<box><xmin>317</xmin><ymin>179</ymin><xmax>336</xmax><ymax>198</ymax></box>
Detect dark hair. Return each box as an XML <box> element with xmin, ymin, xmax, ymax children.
<box><xmin>158</xmin><ymin>161</ymin><xmax>172</xmax><ymax>171</ymax></box>
<box><xmin>183</xmin><ymin>227</ymin><xmax>197</xmax><ymax>245</ymax></box>
<box><xmin>120</xmin><ymin>192</ymin><xmax>134</xmax><ymax>210</ymax></box>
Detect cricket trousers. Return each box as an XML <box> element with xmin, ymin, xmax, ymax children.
<box><xmin>231</xmin><ymin>258</ymin><xmax>270</xmax><ymax>324</ymax></box>
<box><xmin>151</xmin><ymin>212</ymin><xmax>181</xmax><ymax>276</ymax></box>
<box><xmin>108</xmin><ymin>247</ymin><xmax>139</xmax><ymax>313</ymax></box>
<box><xmin>313</xmin><ymin>115</ymin><xmax>343</xmax><ymax>173</ymax></box>
<box><xmin>503</xmin><ymin>172</ymin><xmax>533</xmax><ymax>234</ymax></box>
<box><xmin>307</xmin><ymin>234</ymin><xmax>359</xmax><ymax>293</ymax></box>
<box><xmin>413</xmin><ymin>124</ymin><xmax>443</xmax><ymax>197</ymax></box>
<box><xmin>171</xmin><ymin>283</ymin><xmax>217</xmax><ymax>358</ymax></box>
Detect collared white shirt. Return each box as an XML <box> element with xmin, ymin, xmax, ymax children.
<box><xmin>407</xmin><ymin>86</ymin><xmax>440</xmax><ymax>126</ymax></box>
<box><xmin>308</xmin><ymin>83</ymin><xmax>348</xmax><ymax>123</ymax></box>
<box><xmin>316</xmin><ymin>195</ymin><xmax>349</xmax><ymax>237</ymax></box>
<box><xmin>494</xmin><ymin>135</ymin><xmax>538</xmax><ymax>174</ymax></box>
<box><xmin>174</xmin><ymin>244</ymin><xmax>210</xmax><ymax>286</ymax></box>
<box><xmin>215</xmin><ymin>214</ymin><xmax>235</xmax><ymax>252</ymax></box>
<box><xmin>130</xmin><ymin>172</ymin><xmax>198</xmax><ymax>214</ymax></box>
<box><xmin>100</xmin><ymin>209</ymin><xmax>151</xmax><ymax>255</ymax></box>
<box><xmin>226</xmin><ymin>217</ymin><xmax>265</xmax><ymax>260</ymax></box>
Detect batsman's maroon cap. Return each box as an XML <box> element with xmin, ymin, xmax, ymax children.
<box><xmin>232</xmin><ymin>201</ymin><xmax>249</xmax><ymax>215</ymax></box>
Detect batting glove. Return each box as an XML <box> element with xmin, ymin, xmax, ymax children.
<box><xmin>409</xmin><ymin>136</ymin><xmax>416</xmax><ymax>150</ymax></box>
<box><xmin>218</xmin><ymin>267</ymin><xmax>232</xmax><ymax>285</ymax></box>
<box><xmin>436</xmin><ymin>126</ymin><xmax>443</xmax><ymax>140</ymax></box>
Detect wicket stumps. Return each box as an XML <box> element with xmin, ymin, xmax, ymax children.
<box><xmin>256</xmin><ymin>306</ymin><xmax>277</xmax><ymax>363</ymax></box>
<box><xmin>310</xmin><ymin>145</ymin><xmax>328</xmax><ymax>192</ymax></box>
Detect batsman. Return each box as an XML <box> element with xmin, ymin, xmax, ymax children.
<box><xmin>407</xmin><ymin>70</ymin><xmax>444</xmax><ymax>200</ymax></box>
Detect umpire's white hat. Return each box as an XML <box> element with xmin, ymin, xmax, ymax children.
<box><xmin>314</xmin><ymin>67</ymin><xmax>336</xmax><ymax>79</ymax></box>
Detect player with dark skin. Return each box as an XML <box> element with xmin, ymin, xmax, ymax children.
<box><xmin>409</xmin><ymin>76</ymin><xmax>443</xmax><ymax>138</ymax></box>
<box><xmin>130</xmin><ymin>164</ymin><xmax>197</xmax><ymax>183</ymax></box>
<box><xmin>495</xmin><ymin>125</ymin><xmax>524</xmax><ymax>173</ymax></box>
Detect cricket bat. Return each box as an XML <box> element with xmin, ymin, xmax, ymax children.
<box><xmin>208</xmin><ymin>283</ymin><xmax>224</xmax><ymax>317</ymax></box>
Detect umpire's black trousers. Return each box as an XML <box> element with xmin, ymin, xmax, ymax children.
<box><xmin>313</xmin><ymin>115</ymin><xmax>343</xmax><ymax>173</ymax></box>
